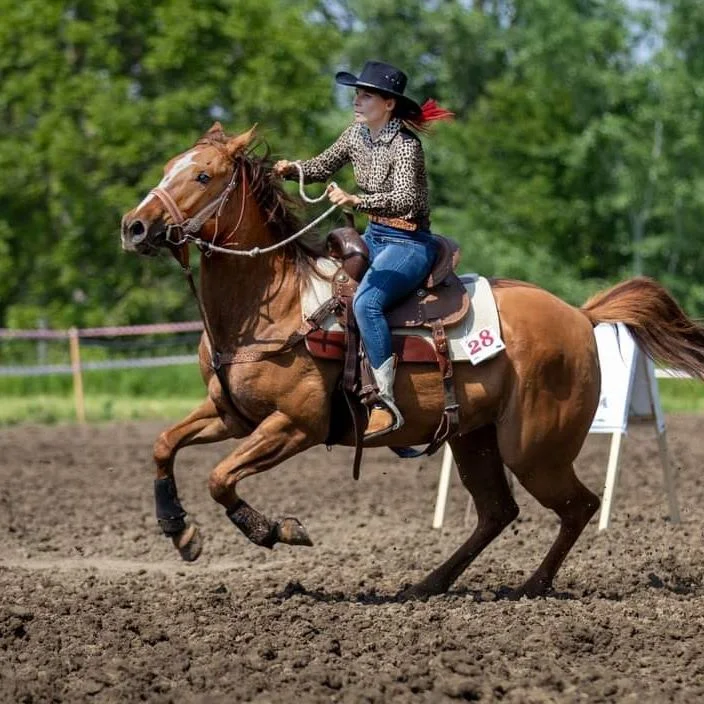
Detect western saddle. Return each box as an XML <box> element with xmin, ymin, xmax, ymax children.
<box><xmin>306</xmin><ymin>225</ymin><xmax>470</xmax><ymax>479</ymax></box>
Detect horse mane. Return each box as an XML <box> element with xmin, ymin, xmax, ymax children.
<box><xmin>195</xmin><ymin>132</ymin><xmax>324</xmax><ymax>277</ymax></box>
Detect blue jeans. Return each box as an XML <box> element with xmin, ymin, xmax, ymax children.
<box><xmin>353</xmin><ymin>223</ymin><xmax>438</xmax><ymax>369</ymax></box>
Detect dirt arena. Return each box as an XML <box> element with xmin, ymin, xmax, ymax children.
<box><xmin>1</xmin><ymin>415</ymin><xmax>703</xmax><ymax>703</ymax></box>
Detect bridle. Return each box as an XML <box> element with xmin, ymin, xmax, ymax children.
<box><xmin>149</xmin><ymin>157</ymin><xmax>339</xmax><ymax>258</ymax></box>
<box><xmin>149</xmin><ymin>156</ymin><xmax>247</xmax><ymax>253</ymax></box>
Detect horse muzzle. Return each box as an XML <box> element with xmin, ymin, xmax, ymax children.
<box><xmin>121</xmin><ymin>213</ymin><xmax>167</xmax><ymax>255</ymax></box>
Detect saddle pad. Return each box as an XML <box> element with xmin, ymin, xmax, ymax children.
<box><xmin>302</xmin><ymin>259</ymin><xmax>505</xmax><ymax>364</ymax></box>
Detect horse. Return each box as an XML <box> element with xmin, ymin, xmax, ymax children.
<box><xmin>120</xmin><ymin>122</ymin><xmax>704</xmax><ymax>599</ymax></box>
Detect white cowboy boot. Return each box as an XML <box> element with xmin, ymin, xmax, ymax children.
<box><xmin>365</xmin><ymin>354</ymin><xmax>405</xmax><ymax>440</ymax></box>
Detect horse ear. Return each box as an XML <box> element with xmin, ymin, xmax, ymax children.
<box><xmin>225</xmin><ymin>125</ymin><xmax>257</xmax><ymax>158</ymax></box>
<box><xmin>202</xmin><ymin>122</ymin><xmax>225</xmax><ymax>140</ymax></box>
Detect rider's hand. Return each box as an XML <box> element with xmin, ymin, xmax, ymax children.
<box><xmin>272</xmin><ymin>160</ymin><xmax>294</xmax><ymax>178</ymax></box>
<box><xmin>327</xmin><ymin>185</ymin><xmax>362</xmax><ymax>209</ymax></box>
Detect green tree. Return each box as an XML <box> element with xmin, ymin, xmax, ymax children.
<box><xmin>3</xmin><ymin>0</ymin><xmax>704</xmax><ymax>328</ymax></box>
<box><xmin>0</xmin><ymin>0</ymin><xmax>341</xmax><ymax>328</ymax></box>
<box><xmin>640</xmin><ymin>0</ymin><xmax>704</xmax><ymax>312</ymax></box>
<box><xmin>426</xmin><ymin>0</ymin><xmax>650</xmax><ymax>302</ymax></box>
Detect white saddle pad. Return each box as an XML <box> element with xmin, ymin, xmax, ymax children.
<box><xmin>302</xmin><ymin>259</ymin><xmax>505</xmax><ymax>364</ymax></box>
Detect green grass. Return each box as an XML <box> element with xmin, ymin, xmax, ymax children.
<box><xmin>0</xmin><ymin>366</ymin><xmax>205</xmax><ymax>425</ymax></box>
<box><xmin>0</xmin><ymin>394</ymin><xmax>203</xmax><ymax>425</ymax></box>
<box><xmin>0</xmin><ymin>364</ymin><xmax>204</xmax><ymax>397</ymax></box>
<box><xmin>0</xmin><ymin>367</ymin><xmax>702</xmax><ymax>426</ymax></box>
<box><xmin>658</xmin><ymin>378</ymin><xmax>704</xmax><ymax>413</ymax></box>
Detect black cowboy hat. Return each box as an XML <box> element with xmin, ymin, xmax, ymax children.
<box><xmin>335</xmin><ymin>60</ymin><xmax>422</xmax><ymax>118</ymax></box>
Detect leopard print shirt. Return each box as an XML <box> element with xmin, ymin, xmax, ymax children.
<box><xmin>292</xmin><ymin>118</ymin><xmax>430</xmax><ymax>230</ymax></box>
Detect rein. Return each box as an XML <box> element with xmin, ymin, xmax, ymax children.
<box><xmin>155</xmin><ymin>161</ymin><xmax>339</xmax><ymax>257</ymax></box>
<box><xmin>154</xmin><ymin>157</ymin><xmax>340</xmax><ymax>371</ymax></box>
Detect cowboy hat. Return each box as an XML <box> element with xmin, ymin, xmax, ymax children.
<box><xmin>335</xmin><ymin>61</ymin><xmax>421</xmax><ymax>118</ymax></box>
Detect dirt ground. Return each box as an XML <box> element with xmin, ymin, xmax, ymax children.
<box><xmin>1</xmin><ymin>415</ymin><xmax>703</xmax><ymax>703</ymax></box>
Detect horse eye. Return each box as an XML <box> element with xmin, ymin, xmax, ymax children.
<box><xmin>196</xmin><ymin>172</ymin><xmax>210</xmax><ymax>184</ymax></box>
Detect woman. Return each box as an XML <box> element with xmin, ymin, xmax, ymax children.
<box><xmin>274</xmin><ymin>60</ymin><xmax>453</xmax><ymax>440</ymax></box>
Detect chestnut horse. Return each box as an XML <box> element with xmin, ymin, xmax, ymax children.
<box><xmin>121</xmin><ymin>123</ymin><xmax>704</xmax><ymax>598</ymax></box>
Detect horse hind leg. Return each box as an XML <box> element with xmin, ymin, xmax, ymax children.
<box><xmin>511</xmin><ymin>461</ymin><xmax>600</xmax><ymax>598</ymax></box>
<box><xmin>402</xmin><ymin>424</ymin><xmax>519</xmax><ymax>599</ymax></box>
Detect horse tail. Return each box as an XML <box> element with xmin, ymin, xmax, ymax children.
<box><xmin>580</xmin><ymin>276</ymin><xmax>704</xmax><ymax>381</ymax></box>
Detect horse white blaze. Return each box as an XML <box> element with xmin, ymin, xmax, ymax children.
<box><xmin>136</xmin><ymin>192</ymin><xmax>154</xmax><ymax>210</ymax></box>
<box><xmin>159</xmin><ymin>151</ymin><xmax>198</xmax><ymax>189</ymax></box>
<box><xmin>136</xmin><ymin>150</ymin><xmax>199</xmax><ymax>212</ymax></box>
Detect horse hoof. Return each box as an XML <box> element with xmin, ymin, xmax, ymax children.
<box><xmin>398</xmin><ymin>582</ymin><xmax>445</xmax><ymax>601</ymax></box>
<box><xmin>171</xmin><ymin>523</ymin><xmax>202</xmax><ymax>562</ymax></box>
<box><xmin>398</xmin><ymin>587</ymin><xmax>426</xmax><ymax>602</ymax></box>
<box><xmin>510</xmin><ymin>580</ymin><xmax>551</xmax><ymax>600</ymax></box>
<box><xmin>275</xmin><ymin>517</ymin><xmax>313</xmax><ymax>547</ymax></box>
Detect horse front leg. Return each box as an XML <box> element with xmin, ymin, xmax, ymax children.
<box><xmin>208</xmin><ymin>410</ymin><xmax>319</xmax><ymax>549</ymax></box>
<box><xmin>153</xmin><ymin>397</ymin><xmax>241</xmax><ymax>561</ymax></box>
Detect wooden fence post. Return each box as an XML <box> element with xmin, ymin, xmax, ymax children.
<box><xmin>68</xmin><ymin>327</ymin><xmax>86</xmax><ymax>424</ymax></box>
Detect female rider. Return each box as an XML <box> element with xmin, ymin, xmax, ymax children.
<box><xmin>273</xmin><ymin>60</ymin><xmax>453</xmax><ymax>440</ymax></box>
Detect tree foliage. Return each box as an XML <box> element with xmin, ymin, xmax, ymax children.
<box><xmin>2</xmin><ymin>0</ymin><xmax>704</xmax><ymax>328</ymax></box>
<box><xmin>0</xmin><ymin>0</ymin><xmax>340</xmax><ymax>327</ymax></box>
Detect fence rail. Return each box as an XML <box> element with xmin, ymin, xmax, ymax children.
<box><xmin>0</xmin><ymin>322</ymin><xmax>205</xmax><ymax>423</ymax></box>
<box><xmin>0</xmin><ymin>354</ymin><xmax>197</xmax><ymax>378</ymax></box>
<box><xmin>0</xmin><ymin>321</ymin><xmax>204</xmax><ymax>340</ymax></box>
<box><xmin>0</xmin><ymin>322</ymin><xmax>694</xmax><ymax>423</ymax></box>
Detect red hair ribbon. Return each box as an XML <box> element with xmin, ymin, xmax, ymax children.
<box><xmin>405</xmin><ymin>99</ymin><xmax>455</xmax><ymax>132</ymax></box>
<box><xmin>420</xmin><ymin>99</ymin><xmax>455</xmax><ymax>123</ymax></box>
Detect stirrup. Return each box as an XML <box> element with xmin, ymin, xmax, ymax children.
<box><xmin>364</xmin><ymin>402</ymin><xmax>404</xmax><ymax>441</ymax></box>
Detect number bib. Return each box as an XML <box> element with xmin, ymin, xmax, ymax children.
<box><xmin>460</xmin><ymin>326</ymin><xmax>506</xmax><ymax>365</ymax></box>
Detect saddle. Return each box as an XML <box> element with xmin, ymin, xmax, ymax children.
<box><xmin>307</xmin><ymin>225</ymin><xmax>469</xmax><ymax>479</ymax></box>
<box><xmin>325</xmin><ymin>226</ymin><xmax>469</xmax><ymax>328</ymax></box>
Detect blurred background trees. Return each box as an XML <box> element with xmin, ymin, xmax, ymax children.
<box><xmin>2</xmin><ymin>0</ymin><xmax>703</xmax><ymax>328</ymax></box>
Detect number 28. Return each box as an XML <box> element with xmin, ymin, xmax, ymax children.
<box><xmin>468</xmin><ymin>329</ymin><xmax>495</xmax><ymax>354</ymax></box>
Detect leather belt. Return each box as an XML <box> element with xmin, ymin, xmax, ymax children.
<box><xmin>369</xmin><ymin>215</ymin><xmax>418</xmax><ymax>232</ymax></box>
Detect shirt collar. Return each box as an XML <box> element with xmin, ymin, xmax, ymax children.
<box><xmin>363</xmin><ymin>118</ymin><xmax>402</xmax><ymax>145</ymax></box>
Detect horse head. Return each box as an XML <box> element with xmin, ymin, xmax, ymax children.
<box><xmin>121</xmin><ymin>122</ymin><xmax>256</xmax><ymax>256</ymax></box>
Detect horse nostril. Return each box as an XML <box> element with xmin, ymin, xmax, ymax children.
<box><xmin>129</xmin><ymin>220</ymin><xmax>147</xmax><ymax>242</ymax></box>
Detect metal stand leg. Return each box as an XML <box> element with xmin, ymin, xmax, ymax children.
<box><xmin>657</xmin><ymin>430</ymin><xmax>680</xmax><ymax>524</ymax></box>
<box><xmin>598</xmin><ymin>431</ymin><xmax>624</xmax><ymax>531</ymax></box>
<box><xmin>433</xmin><ymin>444</ymin><xmax>454</xmax><ymax>529</ymax></box>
